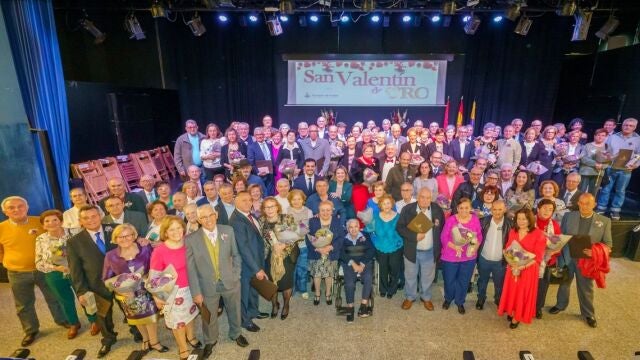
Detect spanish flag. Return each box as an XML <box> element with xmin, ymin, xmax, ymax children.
<box><xmin>456</xmin><ymin>96</ymin><xmax>464</xmax><ymax>127</ymax></box>
<box><xmin>469</xmin><ymin>99</ymin><xmax>476</xmax><ymax>128</ymax></box>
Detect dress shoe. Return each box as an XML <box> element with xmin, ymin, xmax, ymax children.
<box><xmin>457</xmin><ymin>305</ymin><xmax>466</xmax><ymax>314</ymax></box>
<box><xmin>90</xmin><ymin>322</ymin><xmax>101</xmax><ymax>336</ymax></box>
<box><xmin>346</xmin><ymin>307</ymin><xmax>355</xmax><ymax>323</ymax></box>
<box><xmin>203</xmin><ymin>341</ymin><xmax>217</xmax><ymax>358</ymax></box>
<box><xmin>150</xmin><ymin>342</ymin><xmax>169</xmax><ymax>353</ymax></box>
<box><xmin>386</xmin><ymin>293</ymin><xmax>393</xmax><ymax>299</ymax></box>
<box><xmin>256</xmin><ymin>312</ymin><xmax>270</xmax><ymax>319</ymax></box>
<box><xmin>475</xmin><ymin>299</ymin><xmax>485</xmax><ymax>310</ymax></box>
<box><xmin>422</xmin><ymin>300</ymin><xmax>434</xmax><ymax>311</ymax></box>
<box><xmin>235</xmin><ymin>335</ymin><xmax>249</xmax><ymax>348</ymax></box>
<box><xmin>21</xmin><ymin>332</ymin><xmax>37</xmax><ymax>347</ymax></box>
<box><xmin>548</xmin><ymin>306</ymin><xmax>563</xmax><ymax>315</ymax></box>
<box><xmin>536</xmin><ymin>310</ymin><xmax>543</xmax><ymax>319</ymax></box>
<box><xmin>509</xmin><ymin>321</ymin><xmax>520</xmax><ymax>329</ymax></box>
<box><xmin>67</xmin><ymin>323</ymin><xmax>81</xmax><ymax>339</ymax></box>
<box><xmin>442</xmin><ymin>300</ymin><xmax>451</xmax><ymax>310</ymax></box>
<box><xmin>97</xmin><ymin>344</ymin><xmax>112</xmax><ymax>358</ymax></box>
<box><xmin>379</xmin><ymin>292</ymin><xmax>387</xmax><ymax>298</ymax></box>
<box><xmin>358</xmin><ymin>303</ymin><xmax>370</xmax><ymax>318</ymax></box>
<box><xmin>313</xmin><ymin>295</ymin><xmax>320</xmax><ymax>306</ymax></box>
<box><xmin>280</xmin><ymin>304</ymin><xmax>290</xmax><ymax>320</ymax></box>
<box><xmin>401</xmin><ymin>299</ymin><xmax>413</xmax><ymax>310</ymax></box>
<box><xmin>243</xmin><ymin>323</ymin><xmax>261</xmax><ymax>332</ymax></box>
<box><xmin>507</xmin><ymin>315</ymin><xmax>513</xmax><ymax>322</ymax></box>
<box><xmin>586</xmin><ymin>317</ymin><xmax>598</xmax><ymax>328</ymax></box>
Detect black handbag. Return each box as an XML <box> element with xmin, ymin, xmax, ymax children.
<box><xmin>548</xmin><ymin>251</ymin><xmax>571</xmax><ymax>285</ymax></box>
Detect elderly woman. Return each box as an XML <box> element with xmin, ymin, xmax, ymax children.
<box><xmin>220</xmin><ymin>128</ymin><xmax>248</xmax><ymax>176</ymax></box>
<box><xmin>413</xmin><ymin>160</ymin><xmax>439</xmax><ymax>198</ymax></box>
<box><xmin>436</xmin><ymin>160</ymin><xmax>465</xmax><ymax>202</ymax></box>
<box><xmin>182</xmin><ymin>181</ymin><xmax>202</xmax><ymax>205</ymax></box>
<box><xmin>287</xmin><ymin>189</ymin><xmax>313</xmax><ymax>300</ymax></box>
<box><xmin>440</xmin><ymin>198</ymin><xmax>483</xmax><ymax>314</ymax></box>
<box><xmin>200</xmin><ymin>123</ymin><xmax>223</xmax><ymax>180</ymax></box>
<box><xmin>35</xmin><ymin>209</ymin><xmax>82</xmax><ymax>339</ymax></box>
<box><xmin>259</xmin><ymin>197</ymin><xmax>300</xmax><ymax>320</ymax></box>
<box><xmin>183</xmin><ymin>204</ymin><xmax>200</xmax><ymax>235</ymax></box>
<box><xmin>146</xmin><ymin>200</ymin><xmax>168</xmax><ymax>243</ymax></box>
<box><xmin>504</xmin><ymin>170</ymin><xmax>535</xmax><ymax>219</ymax></box>
<box><xmin>232</xmin><ymin>176</ymin><xmax>248</xmax><ymax>194</ymax></box>
<box><xmin>498</xmin><ymin>208</ymin><xmax>546</xmax><ymax>329</ymax></box>
<box><xmin>150</xmin><ymin>216</ymin><xmax>200</xmax><ymax>360</ymax></box>
<box><xmin>276</xmin><ymin>130</ymin><xmax>304</xmax><ymax>179</ymax></box>
<box><xmin>373</xmin><ymin>132</ymin><xmax>388</xmax><ymax>159</ymax></box>
<box><xmin>365</xmin><ymin>194</ymin><xmax>403</xmax><ymax>299</ymax></box>
<box><xmin>329</xmin><ymin>166</ymin><xmax>354</xmax><ymax>219</ymax></box>
<box><xmin>247</xmin><ymin>184</ymin><xmax>263</xmax><ymax>218</ymax></box>
<box><xmin>341</xmin><ymin>219</ymin><xmax>375</xmax><ymax>322</ymax></box>
<box><xmin>279</xmin><ymin>123</ymin><xmax>290</xmax><ymax>138</ymax></box>
<box><xmin>579</xmin><ymin>128</ymin><xmax>610</xmax><ymax>195</ymax></box>
<box><xmin>473</xmin><ymin>185</ymin><xmax>499</xmax><ymax>218</ymax></box>
<box><xmin>534</xmin><ymin>199</ymin><xmax>562</xmax><ymax>319</ymax></box>
<box><xmin>534</xmin><ymin>180</ymin><xmax>567</xmax><ymax>222</ymax></box>
<box><xmin>519</xmin><ymin>127</ymin><xmax>544</xmax><ymax>170</ymax></box>
<box><xmin>306</xmin><ymin>201</ymin><xmax>345</xmax><ymax>306</ymax></box>
<box><xmin>103</xmin><ymin>224</ymin><xmax>167</xmax><ymax>353</ymax></box>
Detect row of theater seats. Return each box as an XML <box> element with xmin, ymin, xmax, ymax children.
<box><xmin>70</xmin><ymin>145</ymin><xmax>177</xmax><ymax>205</ymax></box>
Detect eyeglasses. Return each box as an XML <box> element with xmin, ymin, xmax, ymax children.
<box><xmin>117</xmin><ymin>234</ymin><xmax>135</xmax><ymax>239</ymax></box>
<box><xmin>487</xmin><ymin>177</ymin><xmax>499</xmax><ymax>180</ymax></box>
<box><xmin>198</xmin><ymin>213</ymin><xmax>216</xmax><ymax>220</ymax></box>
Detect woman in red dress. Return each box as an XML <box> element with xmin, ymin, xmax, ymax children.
<box><xmin>498</xmin><ymin>208</ymin><xmax>546</xmax><ymax>329</ymax></box>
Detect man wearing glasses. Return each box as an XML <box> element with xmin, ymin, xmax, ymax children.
<box><xmin>451</xmin><ymin>167</ymin><xmax>485</xmax><ymax>213</ymax></box>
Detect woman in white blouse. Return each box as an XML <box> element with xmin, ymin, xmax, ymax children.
<box><xmin>200</xmin><ymin>123</ymin><xmax>223</xmax><ymax>180</ymax></box>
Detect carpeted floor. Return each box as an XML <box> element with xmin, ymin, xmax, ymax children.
<box><xmin>1</xmin><ymin>258</ymin><xmax>639</xmax><ymax>360</ymax></box>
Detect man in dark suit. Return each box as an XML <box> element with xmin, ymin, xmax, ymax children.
<box><xmin>452</xmin><ymin>167</ymin><xmax>485</xmax><ymax>212</ymax></box>
<box><xmin>135</xmin><ymin>174</ymin><xmax>158</xmax><ymax>205</ymax></box>
<box><xmin>186</xmin><ymin>205</ymin><xmax>249</xmax><ymax>357</ymax></box>
<box><xmin>397</xmin><ymin>188</ymin><xmax>444</xmax><ymax>311</ymax></box>
<box><xmin>476</xmin><ymin>199</ymin><xmax>512</xmax><ymax>310</ymax></box>
<box><xmin>447</xmin><ymin>127</ymin><xmax>475</xmax><ymax>170</ymax></box>
<box><xmin>385</xmin><ymin>124</ymin><xmax>407</xmax><ymax>156</ymax></box>
<box><xmin>385</xmin><ymin>152</ymin><xmax>415</xmax><ymax>201</ymax></box>
<box><xmin>429</xmin><ymin>151</ymin><xmax>444</xmax><ymax>178</ymax></box>
<box><xmin>196</xmin><ymin>181</ymin><xmax>219</xmax><ymax>208</ymax></box>
<box><xmin>99</xmin><ymin>178</ymin><xmax>146</xmax><ymax>214</ymax></box>
<box><xmin>559</xmin><ymin>172</ymin><xmax>583</xmax><ymax>212</ymax></box>
<box><xmin>247</xmin><ymin>127</ymin><xmax>275</xmax><ymax>195</ymax></box>
<box><xmin>549</xmin><ymin>193</ymin><xmax>612</xmax><ymax>328</ymax></box>
<box><xmin>168</xmin><ymin>192</ymin><xmax>187</xmax><ymax>219</ymax></box>
<box><xmin>229</xmin><ymin>192</ymin><xmax>269</xmax><ymax>332</ymax></box>
<box><xmin>292</xmin><ymin>159</ymin><xmax>323</xmax><ymax>197</ymax></box>
<box><xmin>102</xmin><ymin>196</ymin><xmax>149</xmax><ymax>237</ymax></box>
<box><xmin>67</xmin><ymin>206</ymin><xmax>118</xmax><ymax>358</ymax></box>
<box><xmin>215</xmin><ymin>183</ymin><xmax>235</xmax><ymax>226</ymax></box>
<box><xmin>424</xmin><ymin>129</ymin><xmax>451</xmax><ymax>161</ymax></box>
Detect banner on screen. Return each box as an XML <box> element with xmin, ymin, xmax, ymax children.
<box><xmin>287</xmin><ymin>59</ymin><xmax>447</xmax><ymax>106</ymax></box>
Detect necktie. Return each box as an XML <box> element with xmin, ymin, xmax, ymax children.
<box><xmin>95</xmin><ymin>232</ymin><xmax>106</xmax><ymax>255</ymax></box>
<box><xmin>564</xmin><ymin>191</ymin><xmax>571</xmax><ymax>205</ymax></box>
<box><xmin>308</xmin><ymin>177</ymin><xmax>313</xmax><ymax>192</ymax></box>
<box><xmin>248</xmin><ymin>214</ymin><xmax>259</xmax><ymax>231</ymax></box>
<box><xmin>261</xmin><ymin>143</ymin><xmax>271</xmax><ymax>160</ymax></box>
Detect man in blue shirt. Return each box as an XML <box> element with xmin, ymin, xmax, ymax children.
<box><xmin>174</xmin><ymin>119</ymin><xmax>205</xmax><ymax>179</ymax></box>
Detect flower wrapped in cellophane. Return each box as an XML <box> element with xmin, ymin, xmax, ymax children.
<box><xmin>435</xmin><ymin>194</ymin><xmax>451</xmax><ymax>212</ymax></box>
<box><xmin>410</xmin><ymin>153</ymin><xmax>425</xmax><ymax>166</ymax></box>
<box><xmin>554</xmin><ymin>142</ymin><xmax>569</xmax><ymax>158</ymax></box>
<box><xmin>229</xmin><ymin>150</ymin><xmax>245</xmax><ymax>165</ymax></box>
<box><xmin>145</xmin><ymin>264</ymin><xmax>178</xmax><ymax>302</ymax></box>
<box><xmin>594</xmin><ymin>150</ymin><xmax>614</xmax><ymax>164</ymax></box>
<box><xmin>503</xmin><ymin>241</ymin><xmax>536</xmax><ymax>278</ymax></box>
<box><xmin>356</xmin><ymin>207</ymin><xmax>374</xmax><ymax>225</ymax></box>
<box><xmin>49</xmin><ymin>242</ymin><xmax>68</xmax><ymax>268</ymax></box>
<box><xmin>544</xmin><ymin>233</ymin><xmax>572</xmax><ymax>262</ymax></box>
<box><xmin>105</xmin><ymin>268</ymin><xmax>144</xmax><ymax>294</ymax></box>
<box><xmin>527</xmin><ymin>162</ymin><xmax>548</xmax><ymax>175</ymax></box>
<box><xmin>441</xmin><ymin>154</ymin><xmax>453</xmax><ymax>164</ymax></box>
<box><xmin>273</xmin><ymin>215</ymin><xmax>307</xmax><ymax>245</ymax></box>
<box><xmin>507</xmin><ymin>190</ymin><xmax>532</xmax><ymax>214</ymax></box>
<box><xmin>278</xmin><ymin>159</ymin><xmax>298</xmax><ymax>178</ymax></box>
<box><xmin>329</xmin><ymin>142</ymin><xmax>344</xmax><ymax>160</ymax></box>
<box><xmin>363</xmin><ymin>168</ymin><xmax>379</xmax><ymax>185</ymax></box>
<box><xmin>309</xmin><ymin>228</ymin><xmax>334</xmax><ymax>261</ymax></box>
<box><xmin>626</xmin><ymin>154</ymin><xmax>640</xmax><ymax>168</ymax></box>
<box><xmin>451</xmin><ymin>224</ymin><xmax>479</xmax><ymax>258</ymax></box>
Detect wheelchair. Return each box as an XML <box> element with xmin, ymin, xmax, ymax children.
<box><xmin>333</xmin><ymin>259</ymin><xmax>379</xmax><ymax>316</ymax></box>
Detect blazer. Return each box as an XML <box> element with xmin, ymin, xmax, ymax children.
<box><xmin>102</xmin><ymin>210</ymin><xmax>149</xmax><ymax>239</ymax></box>
<box><xmin>435</xmin><ymin>174</ymin><xmax>465</xmax><ymax>200</ymax></box>
<box><xmin>305</xmin><ymin>193</ymin><xmax>346</xmax><ymax>224</ymax></box>
<box><xmin>135</xmin><ymin>189</ymin><xmax>158</xmax><ymax>205</ymax></box>
<box><xmin>424</xmin><ymin>142</ymin><xmax>451</xmax><ymax>161</ymax></box>
<box><xmin>558</xmin><ymin>188</ymin><xmax>584</xmax><ymax>212</ymax></box>
<box><xmin>247</xmin><ymin>141</ymin><xmax>274</xmax><ymax>174</ymax></box>
<box><xmin>275</xmin><ymin>143</ymin><xmax>305</xmax><ymax>171</ymax></box>
<box><xmin>447</xmin><ymin>139</ymin><xmax>475</xmax><ymax>170</ymax></box>
<box><xmin>385</xmin><ymin>165</ymin><xmax>416</xmax><ymax>201</ymax></box>
<box><xmin>299</xmin><ymin>138</ymin><xmax>332</xmax><ymax>175</ymax></box>
<box><xmin>67</xmin><ymin>227</ymin><xmax>117</xmax><ymax>300</ymax></box>
<box><xmin>306</xmin><ymin>216</ymin><xmax>345</xmax><ymax>262</ymax></box>
<box><xmin>519</xmin><ymin>141</ymin><xmax>544</xmax><ymax>167</ymax></box>
<box><xmin>196</xmin><ymin>196</ymin><xmax>218</xmax><ymax>208</ymax></box>
<box><xmin>99</xmin><ymin>192</ymin><xmax>146</xmax><ymax>215</ymax></box>
<box><xmin>497</xmin><ymin>138</ymin><xmax>522</xmax><ymax>169</ymax></box>
<box><xmin>220</xmin><ymin>142</ymin><xmax>248</xmax><ymax>169</ymax></box>
<box><xmin>386</xmin><ymin>136</ymin><xmax>407</xmax><ymax>148</ymax></box>
<box><xmin>399</xmin><ymin>142</ymin><xmax>427</xmax><ymax>158</ymax></box>
<box><xmin>396</xmin><ymin>201</ymin><xmax>445</xmax><ymax>264</ymax></box>
<box><xmin>186</xmin><ymin>226</ymin><xmax>242</xmax><ymax>297</ymax></box>
<box><xmin>292</xmin><ymin>174</ymin><xmax>324</xmax><ymax>197</ymax></box>
<box><xmin>559</xmin><ymin>211</ymin><xmax>612</xmax><ymax>262</ymax></box>
<box><xmin>229</xmin><ymin>210</ymin><xmax>265</xmax><ymax>276</ymax></box>
<box><xmin>579</xmin><ymin>142</ymin><xmax>611</xmax><ymax>176</ymax></box>
<box><xmin>478</xmin><ymin>216</ymin><xmax>513</xmax><ymax>262</ymax></box>
<box><xmin>451</xmin><ymin>182</ymin><xmax>484</xmax><ymax>213</ymax></box>
<box><xmin>174</xmin><ymin>132</ymin><xmax>206</xmax><ymax>174</ymax></box>
<box><xmin>328</xmin><ymin>181</ymin><xmax>353</xmax><ymax>206</ymax></box>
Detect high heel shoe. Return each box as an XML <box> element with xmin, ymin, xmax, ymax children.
<box><xmin>142</xmin><ymin>341</ymin><xmax>150</xmax><ymax>354</ymax></box>
<box><xmin>271</xmin><ymin>301</ymin><xmax>280</xmax><ymax>318</ymax></box>
<box><xmin>281</xmin><ymin>303</ymin><xmax>290</xmax><ymax>320</ymax></box>
<box><xmin>326</xmin><ymin>292</ymin><xmax>333</xmax><ymax>305</ymax></box>
<box><xmin>149</xmin><ymin>342</ymin><xmax>169</xmax><ymax>353</ymax></box>
<box><xmin>179</xmin><ymin>349</ymin><xmax>191</xmax><ymax>360</ymax></box>
<box><xmin>187</xmin><ymin>337</ymin><xmax>202</xmax><ymax>349</ymax></box>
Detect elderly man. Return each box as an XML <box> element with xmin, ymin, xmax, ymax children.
<box><xmin>496</xmin><ymin>125</ymin><xmax>522</xmax><ymax>169</ymax></box>
<box><xmin>511</xmin><ymin>118</ymin><xmax>524</xmax><ymax>142</ymax></box>
<box><xmin>237</xmin><ymin>122</ymin><xmax>253</xmax><ymax>147</ymax></box>
<box><xmin>292</xmin><ymin>159</ymin><xmax>323</xmax><ymax>197</ymax></box>
<box><xmin>550</xmin><ymin>193</ymin><xmax>612</xmax><ymax>328</ymax></box>
<box><xmin>102</xmin><ymin>196</ymin><xmax>148</xmax><ymax>237</ymax></box>
<box><xmin>447</xmin><ymin>126</ymin><xmax>475</xmax><ymax>170</ymax></box>
<box><xmin>400</xmin><ymin>128</ymin><xmax>427</xmax><ymax>158</ymax></box>
<box><xmin>187</xmin><ymin>204</ymin><xmax>248</xmax><ymax>358</ymax></box>
<box><xmin>476</xmin><ymin>199</ymin><xmax>511</xmax><ymax>310</ymax></box>
<box><xmin>397</xmin><ymin>188</ymin><xmax>445</xmax><ymax>311</ymax></box>
<box><xmin>0</xmin><ymin>196</ymin><xmax>67</xmax><ymax>346</ymax></box>
<box><xmin>395</xmin><ymin>182</ymin><xmax>416</xmax><ymax>213</ymax></box>
<box><xmin>386</xmin><ymin>124</ymin><xmax>407</xmax><ymax>154</ymax></box>
<box><xmin>452</xmin><ymin>167</ymin><xmax>485</xmax><ymax>212</ymax></box>
<box><xmin>297</xmin><ymin>122</ymin><xmax>310</xmax><ymax>141</ymax></box>
<box><xmin>247</xmin><ymin>127</ymin><xmax>275</xmax><ymax>195</ymax></box>
<box><xmin>596</xmin><ymin>118</ymin><xmax>640</xmax><ymax>220</ymax></box>
<box><xmin>530</xmin><ymin>119</ymin><xmax>543</xmax><ymax>137</ymax></box>
<box><xmin>380</xmin><ymin>143</ymin><xmax>398</xmax><ymax>182</ymax></box>
<box><xmin>498</xmin><ymin>163</ymin><xmax>514</xmax><ymax>197</ymax></box>
<box><xmin>63</xmin><ymin>187</ymin><xmax>104</xmax><ymax>235</ymax></box>
<box><xmin>385</xmin><ymin>152</ymin><xmax>415</xmax><ymax>201</ymax></box>
<box><xmin>169</xmin><ymin>192</ymin><xmax>188</xmax><ymax>219</ymax></box>
<box><xmin>99</xmin><ymin>178</ymin><xmax>146</xmax><ymax>214</ymax></box>
<box><xmin>262</xmin><ymin>114</ymin><xmax>273</xmax><ymax>129</ymax></box>
<box><xmin>182</xmin><ymin>165</ymin><xmax>204</xmax><ymax>196</ymax></box>
<box><xmin>174</xmin><ymin>119</ymin><xmax>205</xmax><ymax>178</ymax></box>
<box><xmin>299</xmin><ymin>125</ymin><xmax>331</xmax><ymax>176</ymax></box>
<box><xmin>337</xmin><ymin>122</ymin><xmax>348</xmax><ymax>141</ymax></box>
<box><xmin>559</xmin><ymin>172</ymin><xmax>584</xmax><ymax>211</ymax></box>
<box><xmin>275</xmin><ymin>178</ymin><xmax>291</xmax><ymax>212</ymax></box>
<box><xmin>216</xmin><ymin>183</ymin><xmax>235</xmax><ymax>225</ymax></box>
<box><xmin>197</xmin><ymin>181</ymin><xmax>220</xmax><ymax>208</ymax></box>
<box><xmin>306</xmin><ymin>179</ymin><xmax>346</xmax><ymax>222</ymax></box>
<box><xmin>316</xmin><ymin>116</ymin><xmax>328</xmax><ymax>139</ymax></box>
<box><xmin>381</xmin><ymin>119</ymin><xmax>392</xmax><ymax>138</ymax></box>
<box><xmin>135</xmin><ymin>174</ymin><xmax>158</xmax><ymax>205</ymax></box>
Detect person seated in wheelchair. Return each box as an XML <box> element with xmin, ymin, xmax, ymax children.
<box><xmin>340</xmin><ymin>219</ymin><xmax>376</xmax><ymax>322</ymax></box>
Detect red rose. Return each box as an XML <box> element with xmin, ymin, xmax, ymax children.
<box><xmin>190</xmin><ymin>304</ymin><xmax>197</xmax><ymax>314</ymax></box>
<box><xmin>174</xmin><ymin>297</ymin><xmax>184</xmax><ymax>305</ymax></box>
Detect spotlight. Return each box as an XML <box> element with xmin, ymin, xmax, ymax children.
<box><xmin>341</xmin><ymin>15</ymin><xmax>349</xmax><ymax>22</ymax></box>
<box><xmin>514</xmin><ymin>15</ymin><xmax>532</xmax><ymax>35</ymax></box>
<box><xmin>150</xmin><ymin>1</ymin><xmax>167</xmax><ymax>18</ymax></box>
<box><xmin>362</xmin><ymin>0</ymin><xmax>376</xmax><ymax>13</ymax></box>
<box><xmin>187</xmin><ymin>13</ymin><xmax>207</xmax><ymax>36</ymax></box>
<box><xmin>371</xmin><ymin>14</ymin><xmax>380</xmax><ymax>22</ymax></box>
<box><xmin>383</xmin><ymin>15</ymin><xmax>390</xmax><ymax>27</ymax></box>
<box><xmin>218</xmin><ymin>14</ymin><xmax>228</xmax><ymax>22</ymax></box>
<box><xmin>557</xmin><ymin>0</ymin><xmax>577</xmax><ymax>17</ymax></box>
<box><xmin>280</xmin><ymin>15</ymin><xmax>289</xmax><ymax>22</ymax></box>
<box><xmin>310</xmin><ymin>15</ymin><xmax>319</xmax><ymax>22</ymax></box>
<box><xmin>402</xmin><ymin>15</ymin><xmax>412</xmax><ymax>23</ymax></box>
<box><xmin>125</xmin><ymin>14</ymin><xmax>145</xmax><ymax>40</ymax></box>
<box><xmin>279</xmin><ymin>0</ymin><xmax>294</xmax><ymax>15</ymax></box>
<box><xmin>571</xmin><ymin>10</ymin><xmax>592</xmax><ymax>41</ymax></box>
<box><xmin>266</xmin><ymin>17</ymin><xmax>284</xmax><ymax>36</ymax></box>
<box><xmin>493</xmin><ymin>15</ymin><xmax>503</xmax><ymax>22</ymax></box>
<box><xmin>462</xmin><ymin>15</ymin><xmax>471</xmax><ymax>22</ymax></box>
<box><xmin>431</xmin><ymin>14</ymin><xmax>441</xmax><ymax>23</ymax></box>
<box><xmin>464</xmin><ymin>14</ymin><xmax>481</xmax><ymax>34</ymax></box>
<box><xmin>80</xmin><ymin>18</ymin><xmax>106</xmax><ymax>44</ymax></box>
<box><xmin>595</xmin><ymin>16</ymin><xmax>620</xmax><ymax>40</ymax></box>
<box><xmin>249</xmin><ymin>15</ymin><xmax>258</xmax><ymax>22</ymax></box>
<box><xmin>505</xmin><ymin>4</ymin><xmax>521</xmax><ymax>21</ymax></box>
<box><xmin>442</xmin><ymin>1</ymin><xmax>457</xmax><ymax>15</ymax></box>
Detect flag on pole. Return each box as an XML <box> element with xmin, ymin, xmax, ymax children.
<box><xmin>443</xmin><ymin>96</ymin><xmax>450</xmax><ymax>128</ymax></box>
<box><xmin>456</xmin><ymin>96</ymin><xmax>464</xmax><ymax>127</ymax></box>
<box><xmin>469</xmin><ymin>99</ymin><xmax>477</xmax><ymax>128</ymax></box>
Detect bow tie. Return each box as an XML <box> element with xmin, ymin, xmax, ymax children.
<box><xmin>386</xmin><ymin>159</ymin><xmax>395</xmax><ymax>163</ymax></box>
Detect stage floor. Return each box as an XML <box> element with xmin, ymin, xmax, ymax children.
<box><xmin>1</xmin><ymin>258</ymin><xmax>639</xmax><ymax>360</ymax></box>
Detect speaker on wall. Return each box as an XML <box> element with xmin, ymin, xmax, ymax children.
<box><xmin>610</xmin><ymin>220</ymin><xmax>637</xmax><ymax>258</ymax></box>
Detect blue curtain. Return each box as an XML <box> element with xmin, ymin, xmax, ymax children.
<box><xmin>2</xmin><ymin>0</ymin><xmax>71</xmax><ymax>208</ymax></box>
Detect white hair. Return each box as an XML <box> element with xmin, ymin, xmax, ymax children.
<box><xmin>1</xmin><ymin>196</ymin><xmax>28</xmax><ymax>210</ymax></box>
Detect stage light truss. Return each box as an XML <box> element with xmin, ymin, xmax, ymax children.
<box><xmin>557</xmin><ymin>0</ymin><xmax>577</xmax><ymax>16</ymax></box>
<box><xmin>80</xmin><ymin>18</ymin><xmax>107</xmax><ymax>44</ymax></box>
<box><xmin>150</xmin><ymin>1</ymin><xmax>167</xmax><ymax>18</ymax></box>
<box><xmin>464</xmin><ymin>14</ymin><xmax>481</xmax><ymax>35</ymax></box>
<box><xmin>442</xmin><ymin>1</ymin><xmax>456</xmax><ymax>15</ymax></box>
<box><xmin>187</xmin><ymin>13</ymin><xmax>207</xmax><ymax>36</ymax></box>
<box><xmin>571</xmin><ymin>9</ymin><xmax>592</xmax><ymax>41</ymax></box>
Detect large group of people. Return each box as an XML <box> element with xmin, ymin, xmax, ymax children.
<box><xmin>0</xmin><ymin>114</ymin><xmax>637</xmax><ymax>358</ymax></box>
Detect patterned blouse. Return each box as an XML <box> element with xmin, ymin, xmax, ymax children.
<box><xmin>35</xmin><ymin>231</ymin><xmax>72</xmax><ymax>273</ymax></box>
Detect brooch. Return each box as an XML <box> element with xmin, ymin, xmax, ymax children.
<box><xmin>434</xmin><ymin>219</ymin><xmax>440</xmax><ymax>227</ymax></box>
<box><xmin>221</xmin><ymin>233</ymin><xmax>229</xmax><ymax>241</ymax></box>
<box><xmin>104</xmin><ymin>225</ymin><xmax>113</xmax><ymax>232</ymax></box>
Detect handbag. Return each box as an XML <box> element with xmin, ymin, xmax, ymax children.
<box><xmin>548</xmin><ymin>251</ymin><xmax>571</xmax><ymax>285</ymax></box>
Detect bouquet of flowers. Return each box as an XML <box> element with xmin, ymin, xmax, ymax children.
<box><xmin>273</xmin><ymin>216</ymin><xmax>308</xmax><ymax>245</ymax></box>
<box><xmin>561</xmin><ymin>154</ymin><xmax>580</xmax><ymax>165</ymax></box>
<box><xmin>507</xmin><ymin>190</ymin><xmax>532</xmax><ymax>214</ymax></box>
<box><xmin>435</xmin><ymin>194</ymin><xmax>451</xmax><ymax>212</ymax></box>
<box><xmin>410</xmin><ymin>153</ymin><xmax>425</xmax><ymax>166</ymax></box>
<box><xmin>451</xmin><ymin>224</ymin><xmax>479</xmax><ymax>258</ymax></box>
<box><xmin>626</xmin><ymin>154</ymin><xmax>640</xmax><ymax>168</ymax></box>
<box><xmin>503</xmin><ymin>241</ymin><xmax>536</xmax><ymax>278</ymax></box>
<box><xmin>487</xmin><ymin>153</ymin><xmax>497</xmax><ymax>167</ymax></box>
<box><xmin>363</xmin><ymin>168</ymin><xmax>379</xmax><ymax>185</ymax></box>
<box><xmin>441</xmin><ymin>154</ymin><xmax>453</xmax><ymax>164</ymax></box>
<box><xmin>544</xmin><ymin>233</ymin><xmax>572</xmax><ymax>262</ymax></box>
<box><xmin>329</xmin><ymin>142</ymin><xmax>344</xmax><ymax>160</ymax></box>
<box><xmin>278</xmin><ymin>159</ymin><xmax>298</xmax><ymax>178</ymax></box>
<box><xmin>554</xmin><ymin>142</ymin><xmax>569</xmax><ymax>158</ymax></box>
<box><xmin>145</xmin><ymin>264</ymin><xmax>178</xmax><ymax>302</ymax></box>
<box><xmin>309</xmin><ymin>228</ymin><xmax>334</xmax><ymax>261</ymax></box>
<box><xmin>356</xmin><ymin>208</ymin><xmax>374</xmax><ymax>225</ymax></box>
<box><xmin>526</xmin><ymin>162</ymin><xmax>548</xmax><ymax>176</ymax></box>
<box><xmin>105</xmin><ymin>268</ymin><xmax>144</xmax><ymax>294</ymax></box>
<box><xmin>50</xmin><ymin>242</ymin><xmax>68</xmax><ymax>268</ymax></box>
<box><xmin>229</xmin><ymin>150</ymin><xmax>245</xmax><ymax>165</ymax></box>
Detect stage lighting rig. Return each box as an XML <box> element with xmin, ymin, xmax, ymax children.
<box><xmin>80</xmin><ymin>18</ymin><xmax>106</xmax><ymax>44</ymax></box>
<box><xmin>442</xmin><ymin>1</ymin><xmax>456</xmax><ymax>15</ymax></box>
<box><xmin>362</xmin><ymin>0</ymin><xmax>376</xmax><ymax>13</ymax></box>
<box><xmin>279</xmin><ymin>0</ymin><xmax>294</xmax><ymax>15</ymax></box>
<box><xmin>557</xmin><ymin>0</ymin><xmax>577</xmax><ymax>16</ymax></box>
<box><xmin>571</xmin><ymin>9</ymin><xmax>592</xmax><ymax>41</ymax></box>
<box><xmin>514</xmin><ymin>15</ymin><xmax>532</xmax><ymax>35</ymax></box>
<box><xmin>464</xmin><ymin>14</ymin><xmax>481</xmax><ymax>34</ymax></box>
<box><xmin>125</xmin><ymin>13</ymin><xmax>146</xmax><ymax>40</ymax></box>
<box><xmin>595</xmin><ymin>16</ymin><xmax>619</xmax><ymax>40</ymax></box>
<box><xmin>267</xmin><ymin>17</ymin><xmax>284</xmax><ymax>36</ymax></box>
<box><xmin>150</xmin><ymin>1</ymin><xmax>167</xmax><ymax>18</ymax></box>
<box><xmin>505</xmin><ymin>3</ymin><xmax>523</xmax><ymax>21</ymax></box>
<box><xmin>187</xmin><ymin>13</ymin><xmax>207</xmax><ymax>36</ymax></box>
